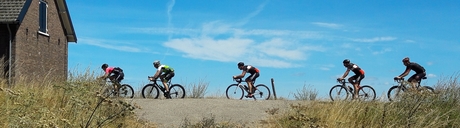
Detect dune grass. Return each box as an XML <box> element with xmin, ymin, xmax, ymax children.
<box><xmin>2</xmin><ymin>62</ymin><xmax>460</xmax><ymax>127</ymax></box>
<box><xmin>0</xmin><ymin>68</ymin><xmax>153</xmax><ymax>128</ymax></box>
<box><xmin>262</xmin><ymin>74</ymin><xmax>460</xmax><ymax>128</ymax></box>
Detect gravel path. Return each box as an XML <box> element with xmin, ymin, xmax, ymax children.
<box><xmin>130</xmin><ymin>98</ymin><xmax>308</xmax><ymax>128</ymax></box>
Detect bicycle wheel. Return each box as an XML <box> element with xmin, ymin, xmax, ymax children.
<box><xmin>329</xmin><ymin>85</ymin><xmax>349</xmax><ymax>101</ymax></box>
<box><xmin>387</xmin><ymin>86</ymin><xmax>404</xmax><ymax>101</ymax></box>
<box><xmin>420</xmin><ymin>86</ymin><xmax>434</xmax><ymax>93</ymax></box>
<box><xmin>226</xmin><ymin>84</ymin><xmax>244</xmax><ymax>100</ymax></box>
<box><xmin>253</xmin><ymin>84</ymin><xmax>271</xmax><ymax>100</ymax></box>
<box><xmin>118</xmin><ymin>84</ymin><xmax>134</xmax><ymax>98</ymax></box>
<box><xmin>101</xmin><ymin>85</ymin><xmax>114</xmax><ymax>98</ymax></box>
<box><xmin>142</xmin><ymin>84</ymin><xmax>160</xmax><ymax>99</ymax></box>
<box><xmin>358</xmin><ymin>85</ymin><xmax>376</xmax><ymax>101</ymax></box>
<box><xmin>169</xmin><ymin>84</ymin><xmax>185</xmax><ymax>99</ymax></box>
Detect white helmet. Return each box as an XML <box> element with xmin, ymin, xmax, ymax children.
<box><xmin>153</xmin><ymin>60</ymin><xmax>160</xmax><ymax>66</ymax></box>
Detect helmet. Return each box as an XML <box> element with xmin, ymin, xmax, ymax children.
<box><xmin>402</xmin><ymin>57</ymin><xmax>410</xmax><ymax>62</ymax></box>
<box><xmin>343</xmin><ymin>59</ymin><xmax>350</xmax><ymax>63</ymax></box>
<box><xmin>153</xmin><ymin>60</ymin><xmax>160</xmax><ymax>66</ymax></box>
<box><xmin>101</xmin><ymin>63</ymin><xmax>108</xmax><ymax>69</ymax></box>
<box><xmin>237</xmin><ymin>62</ymin><xmax>244</xmax><ymax>67</ymax></box>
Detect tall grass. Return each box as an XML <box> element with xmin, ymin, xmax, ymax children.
<box><xmin>185</xmin><ymin>79</ymin><xmax>209</xmax><ymax>99</ymax></box>
<box><xmin>292</xmin><ymin>84</ymin><xmax>318</xmax><ymax>101</ymax></box>
<box><xmin>263</xmin><ymin>74</ymin><xmax>460</xmax><ymax>128</ymax></box>
<box><xmin>0</xmin><ymin>67</ymin><xmax>153</xmax><ymax>127</ymax></box>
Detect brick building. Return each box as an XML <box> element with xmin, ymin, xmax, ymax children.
<box><xmin>0</xmin><ymin>0</ymin><xmax>77</xmax><ymax>84</ymax></box>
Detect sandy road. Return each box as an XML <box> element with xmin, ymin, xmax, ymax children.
<box><xmin>130</xmin><ymin>98</ymin><xmax>308</xmax><ymax>127</ymax></box>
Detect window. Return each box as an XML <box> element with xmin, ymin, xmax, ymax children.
<box><xmin>39</xmin><ymin>0</ymin><xmax>48</xmax><ymax>34</ymax></box>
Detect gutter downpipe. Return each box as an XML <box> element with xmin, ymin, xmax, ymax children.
<box><xmin>7</xmin><ymin>23</ymin><xmax>12</xmax><ymax>86</ymax></box>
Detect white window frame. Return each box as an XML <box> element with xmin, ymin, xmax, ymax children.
<box><xmin>38</xmin><ymin>0</ymin><xmax>49</xmax><ymax>36</ymax></box>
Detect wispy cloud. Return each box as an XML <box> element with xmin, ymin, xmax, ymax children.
<box><xmin>236</xmin><ymin>0</ymin><xmax>268</xmax><ymax>26</ymax></box>
<box><xmin>79</xmin><ymin>38</ymin><xmax>147</xmax><ymax>53</ymax></box>
<box><xmin>166</xmin><ymin>0</ymin><xmax>176</xmax><ymax>39</ymax></box>
<box><xmin>127</xmin><ymin>26</ymin><xmax>323</xmax><ymax>39</ymax></box>
<box><xmin>372</xmin><ymin>48</ymin><xmax>392</xmax><ymax>55</ymax></box>
<box><xmin>319</xmin><ymin>64</ymin><xmax>335</xmax><ymax>71</ymax></box>
<box><xmin>427</xmin><ymin>73</ymin><xmax>436</xmax><ymax>78</ymax></box>
<box><xmin>352</xmin><ymin>37</ymin><xmax>397</xmax><ymax>43</ymax></box>
<box><xmin>311</xmin><ymin>22</ymin><xmax>342</xmax><ymax>29</ymax></box>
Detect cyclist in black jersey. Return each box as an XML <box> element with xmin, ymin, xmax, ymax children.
<box><xmin>395</xmin><ymin>57</ymin><xmax>426</xmax><ymax>89</ymax></box>
<box><xmin>233</xmin><ymin>62</ymin><xmax>260</xmax><ymax>98</ymax></box>
<box><xmin>338</xmin><ymin>59</ymin><xmax>365</xmax><ymax>99</ymax></box>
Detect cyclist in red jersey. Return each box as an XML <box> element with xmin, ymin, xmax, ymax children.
<box><xmin>99</xmin><ymin>63</ymin><xmax>124</xmax><ymax>92</ymax></box>
<box><xmin>338</xmin><ymin>59</ymin><xmax>365</xmax><ymax>99</ymax></box>
<box><xmin>233</xmin><ymin>62</ymin><xmax>260</xmax><ymax>98</ymax></box>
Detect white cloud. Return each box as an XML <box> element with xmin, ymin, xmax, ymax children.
<box><xmin>311</xmin><ymin>22</ymin><xmax>342</xmax><ymax>29</ymax></box>
<box><xmin>319</xmin><ymin>64</ymin><xmax>335</xmax><ymax>71</ymax></box>
<box><xmin>372</xmin><ymin>48</ymin><xmax>392</xmax><ymax>55</ymax></box>
<box><xmin>164</xmin><ymin>37</ymin><xmax>252</xmax><ymax>62</ymax></box>
<box><xmin>427</xmin><ymin>73</ymin><xmax>436</xmax><ymax>78</ymax></box>
<box><xmin>163</xmin><ymin>36</ymin><xmax>322</xmax><ymax>68</ymax></box>
<box><xmin>79</xmin><ymin>38</ymin><xmax>144</xmax><ymax>53</ymax></box>
<box><xmin>352</xmin><ymin>37</ymin><xmax>397</xmax><ymax>43</ymax></box>
<box><xmin>404</xmin><ymin>40</ymin><xmax>415</xmax><ymax>43</ymax></box>
<box><xmin>427</xmin><ymin>61</ymin><xmax>434</xmax><ymax>66</ymax></box>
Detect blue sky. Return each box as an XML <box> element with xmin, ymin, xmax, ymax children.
<box><xmin>67</xmin><ymin>0</ymin><xmax>460</xmax><ymax>99</ymax></box>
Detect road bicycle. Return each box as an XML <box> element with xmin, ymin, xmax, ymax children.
<box><xmin>329</xmin><ymin>79</ymin><xmax>376</xmax><ymax>101</ymax></box>
<box><xmin>226</xmin><ymin>78</ymin><xmax>271</xmax><ymax>100</ymax></box>
<box><xmin>387</xmin><ymin>77</ymin><xmax>434</xmax><ymax>101</ymax></box>
<box><xmin>101</xmin><ymin>80</ymin><xmax>134</xmax><ymax>98</ymax></box>
<box><xmin>141</xmin><ymin>77</ymin><xmax>185</xmax><ymax>99</ymax></box>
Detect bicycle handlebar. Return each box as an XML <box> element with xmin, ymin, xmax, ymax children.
<box><xmin>233</xmin><ymin>78</ymin><xmax>244</xmax><ymax>83</ymax></box>
<box><xmin>394</xmin><ymin>77</ymin><xmax>405</xmax><ymax>83</ymax></box>
<box><xmin>336</xmin><ymin>78</ymin><xmax>347</xmax><ymax>84</ymax></box>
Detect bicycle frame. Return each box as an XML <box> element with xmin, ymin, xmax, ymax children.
<box><xmin>234</xmin><ymin>78</ymin><xmax>256</xmax><ymax>95</ymax></box>
<box><xmin>149</xmin><ymin>79</ymin><xmax>172</xmax><ymax>93</ymax></box>
<box><xmin>337</xmin><ymin>79</ymin><xmax>354</xmax><ymax>94</ymax></box>
<box><xmin>394</xmin><ymin>77</ymin><xmax>424</xmax><ymax>90</ymax></box>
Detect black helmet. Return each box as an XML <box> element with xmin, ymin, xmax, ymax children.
<box><xmin>402</xmin><ymin>57</ymin><xmax>410</xmax><ymax>62</ymax></box>
<box><xmin>237</xmin><ymin>62</ymin><xmax>244</xmax><ymax>67</ymax></box>
<box><xmin>343</xmin><ymin>59</ymin><xmax>350</xmax><ymax>63</ymax></box>
<box><xmin>101</xmin><ymin>63</ymin><xmax>108</xmax><ymax>69</ymax></box>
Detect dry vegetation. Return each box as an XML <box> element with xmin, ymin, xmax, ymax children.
<box><xmin>1</xmin><ymin>61</ymin><xmax>459</xmax><ymax>127</ymax></box>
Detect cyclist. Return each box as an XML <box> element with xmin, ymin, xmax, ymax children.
<box><xmin>233</xmin><ymin>62</ymin><xmax>260</xmax><ymax>98</ymax></box>
<box><xmin>99</xmin><ymin>63</ymin><xmax>124</xmax><ymax>92</ymax></box>
<box><xmin>394</xmin><ymin>57</ymin><xmax>426</xmax><ymax>90</ymax></box>
<box><xmin>338</xmin><ymin>59</ymin><xmax>365</xmax><ymax>99</ymax></box>
<box><xmin>150</xmin><ymin>60</ymin><xmax>175</xmax><ymax>98</ymax></box>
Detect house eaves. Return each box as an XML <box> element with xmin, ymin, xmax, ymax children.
<box><xmin>55</xmin><ymin>0</ymin><xmax>77</xmax><ymax>43</ymax></box>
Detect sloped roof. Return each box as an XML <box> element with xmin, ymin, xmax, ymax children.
<box><xmin>0</xmin><ymin>0</ymin><xmax>29</xmax><ymax>23</ymax></box>
<box><xmin>0</xmin><ymin>0</ymin><xmax>77</xmax><ymax>42</ymax></box>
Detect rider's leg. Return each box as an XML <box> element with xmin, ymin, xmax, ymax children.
<box><xmin>160</xmin><ymin>75</ymin><xmax>169</xmax><ymax>92</ymax></box>
<box><xmin>348</xmin><ymin>76</ymin><xmax>358</xmax><ymax>99</ymax></box>
<box><xmin>408</xmin><ymin>74</ymin><xmax>419</xmax><ymax>91</ymax></box>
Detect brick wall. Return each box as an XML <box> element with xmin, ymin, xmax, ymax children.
<box><xmin>12</xmin><ymin>0</ymin><xmax>69</xmax><ymax>82</ymax></box>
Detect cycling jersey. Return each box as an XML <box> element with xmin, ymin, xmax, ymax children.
<box><xmin>242</xmin><ymin>65</ymin><xmax>260</xmax><ymax>74</ymax></box>
<box><xmin>345</xmin><ymin>63</ymin><xmax>365</xmax><ymax>75</ymax></box>
<box><xmin>105</xmin><ymin>67</ymin><xmax>123</xmax><ymax>74</ymax></box>
<box><xmin>406</xmin><ymin>62</ymin><xmax>425</xmax><ymax>74</ymax></box>
<box><xmin>157</xmin><ymin>65</ymin><xmax>174</xmax><ymax>73</ymax></box>
<box><xmin>104</xmin><ymin>67</ymin><xmax>124</xmax><ymax>82</ymax></box>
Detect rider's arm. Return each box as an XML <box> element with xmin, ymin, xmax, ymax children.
<box><xmin>233</xmin><ymin>70</ymin><xmax>247</xmax><ymax>79</ymax></box>
<box><xmin>340</xmin><ymin>69</ymin><xmax>350</xmax><ymax>79</ymax></box>
<box><xmin>398</xmin><ymin>67</ymin><xmax>411</xmax><ymax>77</ymax></box>
<box><xmin>152</xmin><ymin>69</ymin><xmax>162</xmax><ymax>79</ymax></box>
<box><xmin>100</xmin><ymin>69</ymin><xmax>110</xmax><ymax>79</ymax></box>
